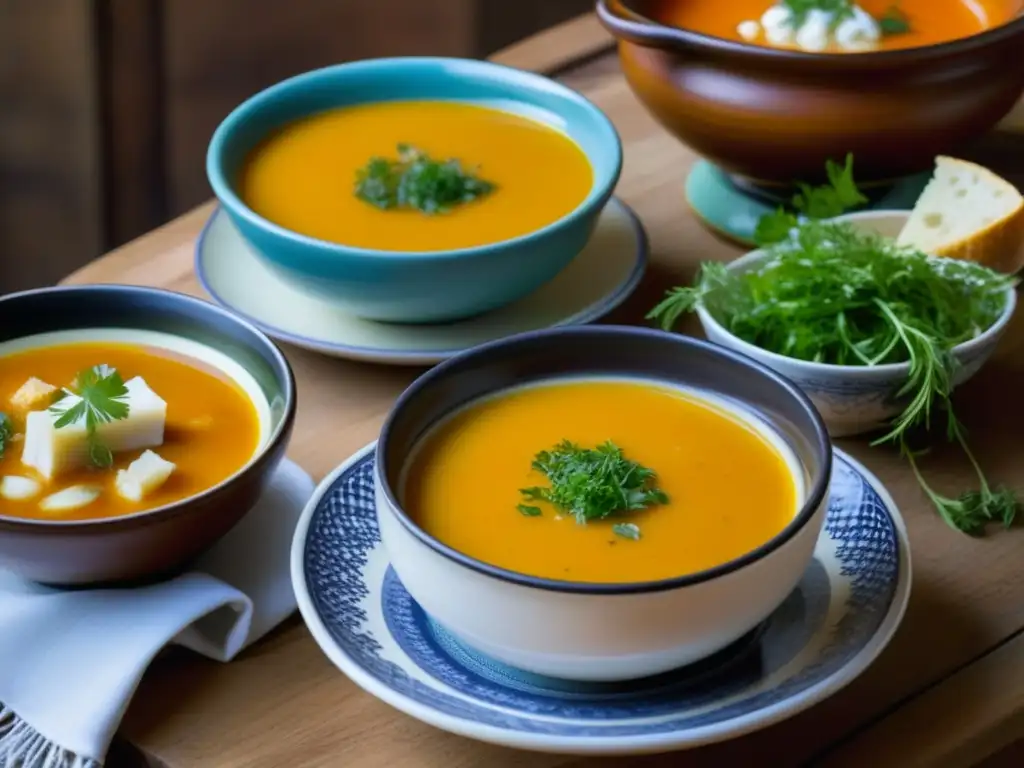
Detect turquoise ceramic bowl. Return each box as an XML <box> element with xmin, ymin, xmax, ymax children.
<box><xmin>207</xmin><ymin>57</ymin><xmax>622</xmax><ymax>324</ymax></box>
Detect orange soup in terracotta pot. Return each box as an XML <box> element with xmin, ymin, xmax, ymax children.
<box><xmin>651</xmin><ymin>0</ymin><xmax>1022</xmax><ymax>53</ymax></box>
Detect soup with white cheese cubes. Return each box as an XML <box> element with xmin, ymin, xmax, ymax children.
<box><xmin>0</xmin><ymin>331</ymin><xmax>268</xmax><ymax>521</ymax></box>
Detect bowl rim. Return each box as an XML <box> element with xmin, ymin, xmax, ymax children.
<box><xmin>206</xmin><ymin>56</ymin><xmax>623</xmax><ymax>261</ymax></box>
<box><xmin>0</xmin><ymin>284</ymin><xmax>297</xmax><ymax>531</ymax></box>
<box><xmin>694</xmin><ymin>210</ymin><xmax>1019</xmax><ymax>378</ymax></box>
<box><xmin>598</xmin><ymin>0</ymin><xmax>1024</xmax><ymax>66</ymax></box>
<box><xmin>375</xmin><ymin>324</ymin><xmax>833</xmax><ymax>596</ymax></box>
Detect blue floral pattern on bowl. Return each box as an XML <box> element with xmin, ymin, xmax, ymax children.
<box><xmin>296</xmin><ymin>444</ymin><xmax>911</xmax><ymax>751</ymax></box>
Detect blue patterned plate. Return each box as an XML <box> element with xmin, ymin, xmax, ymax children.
<box><xmin>291</xmin><ymin>444</ymin><xmax>911</xmax><ymax>755</ymax></box>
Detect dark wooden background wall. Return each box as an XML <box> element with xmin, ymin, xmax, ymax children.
<box><xmin>0</xmin><ymin>0</ymin><xmax>593</xmax><ymax>293</ymax></box>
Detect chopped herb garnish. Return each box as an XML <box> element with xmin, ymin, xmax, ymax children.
<box><xmin>0</xmin><ymin>413</ymin><xmax>12</xmax><ymax>459</ymax></box>
<box><xmin>649</xmin><ymin>180</ymin><xmax>1020</xmax><ymax>535</ymax></box>
<box><xmin>49</xmin><ymin>365</ymin><xmax>130</xmax><ymax>468</ymax></box>
<box><xmin>517</xmin><ymin>503</ymin><xmax>543</xmax><ymax>517</ymax></box>
<box><xmin>754</xmin><ymin>153</ymin><xmax>868</xmax><ymax>246</ymax></box>
<box><xmin>518</xmin><ymin>440</ymin><xmax>668</xmax><ymax>531</ymax></box>
<box><xmin>781</xmin><ymin>0</ymin><xmax>854</xmax><ymax>29</ymax></box>
<box><xmin>355</xmin><ymin>144</ymin><xmax>496</xmax><ymax>215</ymax></box>
<box><xmin>612</xmin><ymin>522</ymin><xmax>641</xmax><ymax>541</ymax></box>
<box><xmin>906</xmin><ymin>431</ymin><xmax>1019</xmax><ymax>535</ymax></box>
<box><xmin>878</xmin><ymin>5</ymin><xmax>911</xmax><ymax>35</ymax></box>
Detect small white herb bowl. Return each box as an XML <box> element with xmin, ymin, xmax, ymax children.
<box><xmin>696</xmin><ymin>211</ymin><xmax>1019</xmax><ymax>438</ymax></box>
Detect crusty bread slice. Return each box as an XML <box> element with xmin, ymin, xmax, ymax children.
<box><xmin>896</xmin><ymin>155</ymin><xmax>1024</xmax><ymax>274</ymax></box>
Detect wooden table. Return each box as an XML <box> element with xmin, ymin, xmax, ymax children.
<box><xmin>64</xmin><ymin>14</ymin><xmax>1024</xmax><ymax>768</ymax></box>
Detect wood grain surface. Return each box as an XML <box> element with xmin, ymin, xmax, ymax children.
<box><xmin>0</xmin><ymin>0</ymin><xmax>103</xmax><ymax>292</ymax></box>
<box><xmin>63</xmin><ymin>14</ymin><xmax>1024</xmax><ymax>768</ymax></box>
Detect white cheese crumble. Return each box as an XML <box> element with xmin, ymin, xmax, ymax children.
<box><xmin>737</xmin><ymin>20</ymin><xmax>762</xmax><ymax>41</ymax></box>
<box><xmin>741</xmin><ymin>3</ymin><xmax>882</xmax><ymax>52</ymax></box>
<box><xmin>834</xmin><ymin>6</ymin><xmax>882</xmax><ymax>50</ymax></box>
<box><xmin>762</xmin><ymin>5</ymin><xmax>796</xmax><ymax>45</ymax></box>
<box><xmin>795</xmin><ymin>9</ymin><xmax>832</xmax><ymax>52</ymax></box>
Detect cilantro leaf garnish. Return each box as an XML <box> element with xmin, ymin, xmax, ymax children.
<box><xmin>518</xmin><ymin>440</ymin><xmax>668</xmax><ymax>536</ymax></box>
<box><xmin>355</xmin><ymin>144</ymin><xmax>496</xmax><ymax>215</ymax></box>
<box><xmin>878</xmin><ymin>5</ymin><xmax>911</xmax><ymax>35</ymax></box>
<box><xmin>49</xmin><ymin>365</ymin><xmax>130</xmax><ymax>468</ymax></box>
<box><xmin>754</xmin><ymin>153</ymin><xmax>868</xmax><ymax>246</ymax></box>
<box><xmin>0</xmin><ymin>412</ymin><xmax>12</xmax><ymax>460</ymax></box>
<box><xmin>781</xmin><ymin>0</ymin><xmax>855</xmax><ymax>30</ymax></box>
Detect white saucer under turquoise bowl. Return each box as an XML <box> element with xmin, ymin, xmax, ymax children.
<box><xmin>291</xmin><ymin>443</ymin><xmax>911</xmax><ymax>755</ymax></box>
<box><xmin>196</xmin><ymin>197</ymin><xmax>647</xmax><ymax>366</ymax></box>
<box><xmin>206</xmin><ymin>57</ymin><xmax>622</xmax><ymax>323</ymax></box>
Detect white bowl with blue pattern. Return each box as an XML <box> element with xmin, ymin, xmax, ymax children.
<box><xmin>697</xmin><ymin>211</ymin><xmax>1017</xmax><ymax>438</ymax></box>
<box><xmin>373</xmin><ymin>327</ymin><xmax>833</xmax><ymax>682</ymax></box>
<box><xmin>291</xmin><ymin>443</ymin><xmax>911</xmax><ymax>755</ymax></box>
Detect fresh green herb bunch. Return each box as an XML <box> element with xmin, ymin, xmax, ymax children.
<box><xmin>652</xmin><ymin>223</ymin><xmax>1011</xmax><ymax>367</ymax></box>
<box><xmin>518</xmin><ymin>440</ymin><xmax>668</xmax><ymax>540</ymax></box>
<box><xmin>49</xmin><ymin>364</ymin><xmax>130</xmax><ymax>468</ymax></box>
<box><xmin>648</xmin><ymin>222</ymin><xmax>1019</xmax><ymax>534</ymax></box>
<box><xmin>0</xmin><ymin>412</ymin><xmax>12</xmax><ymax>459</ymax></box>
<box><xmin>355</xmin><ymin>143</ymin><xmax>496</xmax><ymax>215</ymax></box>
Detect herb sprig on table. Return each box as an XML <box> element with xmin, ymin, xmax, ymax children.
<box><xmin>648</xmin><ymin>158</ymin><xmax>1021</xmax><ymax>534</ymax></box>
<box><xmin>49</xmin><ymin>365</ymin><xmax>130</xmax><ymax>469</ymax></box>
<box><xmin>355</xmin><ymin>144</ymin><xmax>496</xmax><ymax>215</ymax></box>
<box><xmin>518</xmin><ymin>440</ymin><xmax>668</xmax><ymax>540</ymax></box>
<box><xmin>0</xmin><ymin>412</ymin><xmax>12</xmax><ymax>459</ymax></box>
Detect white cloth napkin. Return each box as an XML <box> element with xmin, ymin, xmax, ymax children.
<box><xmin>0</xmin><ymin>458</ymin><xmax>314</xmax><ymax>768</ymax></box>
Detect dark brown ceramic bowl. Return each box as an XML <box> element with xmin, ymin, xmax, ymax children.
<box><xmin>0</xmin><ymin>285</ymin><xmax>296</xmax><ymax>586</ymax></box>
<box><xmin>597</xmin><ymin>0</ymin><xmax>1024</xmax><ymax>186</ymax></box>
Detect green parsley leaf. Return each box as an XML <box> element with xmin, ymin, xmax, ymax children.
<box><xmin>517</xmin><ymin>504</ymin><xmax>543</xmax><ymax>517</ymax></box>
<box><xmin>754</xmin><ymin>210</ymin><xmax>800</xmax><ymax>247</ymax></box>
<box><xmin>754</xmin><ymin>154</ymin><xmax>868</xmax><ymax>247</ymax></box>
<box><xmin>49</xmin><ymin>365</ymin><xmax>131</xmax><ymax>468</ymax></box>
<box><xmin>782</xmin><ymin>0</ymin><xmax>855</xmax><ymax>29</ymax></box>
<box><xmin>355</xmin><ymin>144</ymin><xmax>496</xmax><ymax>215</ymax></box>
<box><xmin>519</xmin><ymin>440</ymin><xmax>668</xmax><ymax>526</ymax></box>
<box><xmin>612</xmin><ymin>522</ymin><xmax>641</xmax><ymax>541</ymax></box>
<box><xmin>878</xmin><ymin>5</ymin><xmax>911</xmax><ymax>35</ymax></box>
<box><xmin>0</xmin><ymin>412</ymin><xmax>12</xmax><ymax>460</ymax></box>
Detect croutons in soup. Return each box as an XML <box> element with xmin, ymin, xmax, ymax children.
<box><xmin>0</xmin><ymin>333</ymin><xmax>265</xmax><ymax>521</ymax></box>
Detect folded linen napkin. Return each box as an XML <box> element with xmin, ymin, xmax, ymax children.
<box><xmin>0</xmin><ymin>459</ymin><xmax>314</xmax><ymax>768</ymax></box>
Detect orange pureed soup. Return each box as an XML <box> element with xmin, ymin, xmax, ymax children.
<box><xmin>402</xmin><ymin>378</ymin><xmax>800</xmax><ymax>583</ymax></box>
<box><xmin>0</xmin><ymin>340</ymin><xmax>261</xmax><ymax>521</ymax></box>
<box><xmin>239</xmin><ymin>100</ymin><xmax>594</xmax><ymax>252</ymax></box>
<box><xmin>651</xmin><ymin>0</ymin><xmax>1020</xmax><ymax>51</ymax></box>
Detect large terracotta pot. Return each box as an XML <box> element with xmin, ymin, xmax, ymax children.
<box><xmin>597</xmin><ymin>0</ymin><xmax>1024</xmax><ymax>186</ymax></box>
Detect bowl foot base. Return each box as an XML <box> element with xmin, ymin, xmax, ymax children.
<box><xmin>427</xmin><ymin>616</ymin><xmax>768</xmax><ymax>694</ymax></box>
<box><xmin>684</xmin><ymin>160</ymin><xmax>931</xmax><ymax>246</ymax></box>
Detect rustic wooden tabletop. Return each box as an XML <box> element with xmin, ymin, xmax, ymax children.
<box><xmin>65</xmin><ymin>13</ymin><xmax>1024</xmax><ymax>768</ymax></box>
